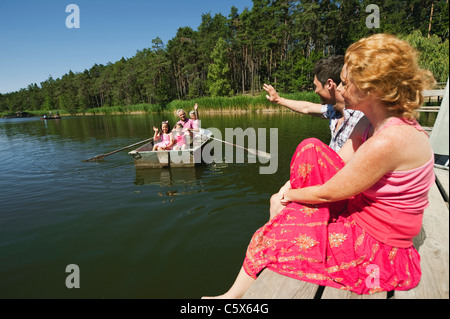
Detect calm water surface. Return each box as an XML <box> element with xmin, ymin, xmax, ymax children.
<box><xmin>0</xmin><ymin>112</ymin><xmax>332</xmax><ymax>298</ymax></box>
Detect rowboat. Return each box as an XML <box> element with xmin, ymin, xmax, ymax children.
<box><xmin>128</xmin><ymin>129</ymin><xmax>212</xmax><ymax>168</ymax></box>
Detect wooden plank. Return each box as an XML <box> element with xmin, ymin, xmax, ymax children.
<box><xmin>291</xmin><ymin>281</ymin><xmax>321</xmax><ymax>299</ymax></box>
<box><xmin>321</xmin><ymin>287</ymin><xmax>387</xmax><ymax>299</ymax></box>
<box><xmin>395</xmin><ymin>183</ymin><xmax>449</xmax><ymax>299</ymax></box>
<box><xmin>242</xmin><ymin>269</ymin><xmax>319</xmax><ymax>299</ymax></box>
<box><xmin>423</xmin><ymin>89</ymin><xmax>445</xmax><ymax>97</ymax></box>
<box><xmin>243</xmin><ymin>179</ymin><xmax>448</xmax><ymax>299</ymax></box>
<box><xmin>417</xmin><ymin>110</ymin><xmax>439</xmax><ymax>113</ymax></box>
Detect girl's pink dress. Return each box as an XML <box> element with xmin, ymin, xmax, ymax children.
<box><xmin>243</xmin><ymin>118</ymin><xmax>435</xmax><ymax>294</ymax></box>
<box><xmin>154</xmin><ymin>133</ymin><xmax>172</xmax><ymax>150</ymax></box>
<box><xmin>175</xmin><ymin>132</ymin><xmax>187</xmax><ymax>148</ymax></box>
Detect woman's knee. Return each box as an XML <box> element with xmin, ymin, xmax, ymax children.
<box><xmin>270</xmin><ymin>193</ymin><xmax>279</xmax><ymax>206</ymax></box>
<box><xmin>269</xmin><ymin>193</ymin><xmax>284</xmax><ymax>219</ymax></box>
<box><xmin>297</xmin><ymin>138</ymin><xmax>325</xmax><ymax>149</ymax></box>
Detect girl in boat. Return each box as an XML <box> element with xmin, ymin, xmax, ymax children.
<box><xmin>203</xmin><ymin>34</ymin><xmax>436</xmax><ymax>298</ymax></box>
<box><xmin>172</xmin><ymin>123</ymin><xmax>189</xmax><ymax>150</ymax></box>
<box><xmin>152</xmin><ymin>121</ymin><xmax>174</xmax><ymax>151</ymax></box>
<box><xmin>189</xmin><ymin>103</ymin><xmax>200</xmax><ymax>128</ymax></box>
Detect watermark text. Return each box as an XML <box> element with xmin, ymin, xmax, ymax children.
<box><xmin>66</xmin><ymin>4</ymin><xmax>80</xmax><ymax>29</ymax></box>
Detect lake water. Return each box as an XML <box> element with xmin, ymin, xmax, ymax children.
<box><xmin>0</xmin><ymin>111</ymin><xmax>432</xmax><ymax>298</ymax></box>
<box><xmin>0</xmin><ymin>112</ymin><xmax>332</xmax><ymax>298</ymax></box>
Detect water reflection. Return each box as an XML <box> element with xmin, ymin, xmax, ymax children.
<box><xmin>1</xmin><ymin>112</ymin><xmax>335</xmax><ymax>298</ymax></box>
<box><xmin>134</xmin><ymin>167</ymin><xmax>205</xmax><ymax>186</ymax></box>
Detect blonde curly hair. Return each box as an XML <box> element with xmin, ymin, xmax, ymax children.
<box><xmin>344</xmin><ymin>33</ymin><xmax>436</xmax><ymax>120</ymax></box>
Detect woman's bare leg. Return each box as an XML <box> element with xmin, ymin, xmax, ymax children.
<box><xmin>202</xmin><ymin>267</ymin><xmax>255</xmax><ymax>299</ymax></box>
<box><xmin>269</xmin><ymin>193</ymin><xmax>284</xmax><ymax>220</ymax></box>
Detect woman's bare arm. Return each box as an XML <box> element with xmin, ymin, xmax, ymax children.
<box><xmin>284</xmin><ymin>134</ymin><xmax>397</xmax><ymax>204</ymax></box>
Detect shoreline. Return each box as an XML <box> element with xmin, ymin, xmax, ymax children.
<box><xmin>69</xmin><ymin>107</ymin><xmax>291</xmax><ymax>116</ymax></box>
<box><xmin>2</xmin><ymin>107</ymin><xmax>290</xmax><ymax>118</ymax></box>
<box><xmin>1</xmin><ymin>91</ymin><xmax>321</xmax><ymax>118</ymax></box>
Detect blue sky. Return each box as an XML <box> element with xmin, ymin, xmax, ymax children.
<box><xmin>0</xmin><ymin>0</ymin><xmax>254</xmax><ymax>94</ymax></box>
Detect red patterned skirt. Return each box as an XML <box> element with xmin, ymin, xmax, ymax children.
<box><xmin>243</xmin><ymin>138</ymin><xmax>421</xmax><ymax>294</ymax></box>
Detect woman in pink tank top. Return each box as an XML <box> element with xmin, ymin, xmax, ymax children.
<box><xmin>203</xmin><ymin>34</ymin><xmax>436</xmax><ymax>298</ymax></box>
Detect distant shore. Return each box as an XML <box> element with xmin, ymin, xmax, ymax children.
<box><xmin>1</xmin><ymin>107</ymin><xmax>296</xmax><ymax>118</ymax></box>
<box><xmin>1</xmin><ymin>91</ymin><xmax>320</xmax><ymax>118</ymax></box>
<box><xmin>70</xmin><ymin>107</ymin><xmax>294</xmax><ymax>116</ymax></box>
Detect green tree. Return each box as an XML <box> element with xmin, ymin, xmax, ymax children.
<box><xmin>2</xmin><ymin>0</ymin><xmax>449</xmax><ymax>112</ymax></box>
<box><xmin>166</xmin><ymin>26</ymin><xmax>199</xmax><ymax>99</ymax></box>
<box><xmin>76</xmin><ymin>70</ymin><xmax>93</xmax><ymax>112</ymax></box>
<box><xmin>402</xmin><ymin>30</ymin><xmax>449</xmax><ymax>83</ymax></box>
<box><xmin>432</xmin><ymin>0</ymin><xmax>449</xmax><ymax>39</ymax></box>
<box><xmin>26</xmin><ymin>83</ymin><xmax>43</xmax><ymax>110</ymax></box>
<box><xmin>207</xmin><ymin>38</ymin><xmax>233</xmax><ymax>97</ymax></box>
<box><xmin>195</xmin><ymin>12</ymin><xmax>232</xmax><ymax>98</ymax></box>
<box><xmin>0</xmin><ymin>93</ymin><xmax>6</xmax><ymax>112</ymax></box>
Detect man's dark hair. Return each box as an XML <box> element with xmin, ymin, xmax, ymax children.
<box><xmin>314</xmin><ymin>55</ymin><xmax>345</xmax><ymax>86</ymax></box>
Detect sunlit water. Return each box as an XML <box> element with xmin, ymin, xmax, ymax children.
<box><xmin>0</xmin><ymin>112</ymin><xmax>354</xmax><ymax>298</ymax></box>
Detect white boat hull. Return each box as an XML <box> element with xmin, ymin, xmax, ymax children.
<box><xmin>128</xmin><ymin>129</ymin><xmax>212</xmax><ymax>168</ymax></box>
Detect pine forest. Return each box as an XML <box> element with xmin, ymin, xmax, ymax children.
<box><xmin>1</xmin><ymin>0</ymin><xmax>448</xmax><ymax>115</ymax></box>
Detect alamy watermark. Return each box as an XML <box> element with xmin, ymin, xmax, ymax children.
<box><xmin>366</xmin><ymin>4</ymin><xmax>380</xmax><ymax>29</ymax></box>
<box><xmin>65</xmin><ymin>4</ymin><xmax>80</xmax><ymax>29</ymax></box>
<box><xmin>167</xmin><ymin>122</ymin><xmax>279</xmax><ymax>175</ymax></box>
<box><xmin>65</xmin><ymin>264</ymin><xmax>80</xmax><ymax>288</ymax></box>
<box><xmin>66</xmin><ymin>4</ymin><xmax>380</xmax><ymax>30</ymax></box>
<box><xmin>365</xmin><ymin>264</ymin><xmax>381</xmax><ymax>290</ymax></box>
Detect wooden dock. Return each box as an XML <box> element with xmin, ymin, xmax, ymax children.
<box><xmin>243</xmin><ymin>167</ymin><xmax>449</xmax><ymax>299</ymax></box>
<box><xmin>418</xmin><ymin>88</ymin><xmax>446</xmax><ymax>112</ymax></box>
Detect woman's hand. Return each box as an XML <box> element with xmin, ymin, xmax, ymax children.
<box><xmin>278</xmin><ymin>180</ymin><xmax>292</xmax><ymax>206</ymax></box>
<box><xmin>278</xmin><ymin>180</ymin><xmax>292</xmax><ymax>195</ymax></box>
<box><xmin>280</xmin><ymin>193</ymin><xmax>291</xmax><ymax>206</ymax></box>
<box><xmin>269</xmin><ymin>180</ymin><xmax>292</xmax><ymax>219</ymax></box>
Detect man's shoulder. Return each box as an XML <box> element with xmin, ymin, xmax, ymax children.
<box><xmin>344</xmin><ymin>109</ymin><xmax>365</xmax><ymax>123</ymax></box>
<box><xmin>322</xmin><ymin>104</ymin><xmax>340</xmax><ymax>119</ymax></box>
<box><xmin>344</xmin><ymin>109</ymin><xmax>364</xmax><ymax>116</ymax></box>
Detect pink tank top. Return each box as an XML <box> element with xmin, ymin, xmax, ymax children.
<box><xmin>176</xmin><ymin>133</ymin><xmax>186</xmax><ymax>146</ymax></box>
<box><xmin>348</xmin><ymin>118</ymin><xmax>435</xmax><ymax>248</ymax></box>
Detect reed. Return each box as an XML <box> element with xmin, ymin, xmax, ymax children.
<box><xmin>1</xmin><ymin>92</ymin><xmax>319</xmax><ymax>118</ymax></box>
<box><xmin>82</xmin><ymin>103</ymin><xmax>163</xmax><ymax>115</ymax></box>
<box><xmin>166</xmin><ymin>91</ymin><xmax>320</xmax><ymax>112</ymax></box>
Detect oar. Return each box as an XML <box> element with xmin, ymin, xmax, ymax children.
<box><xmin>83</xmin><ymin>137</ymin><xmax>154</xmax><ymax>162</ymax></box>
<box><xmin>193</xmin><ymin>130</ymin><xmax>271</xmax><ymax>159</ymax></box>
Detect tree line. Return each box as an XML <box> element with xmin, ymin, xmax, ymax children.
<box><xmin>1</xmin><ymin>0</ymin><xmax>448</xmax><ymax>115</ymax></box>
